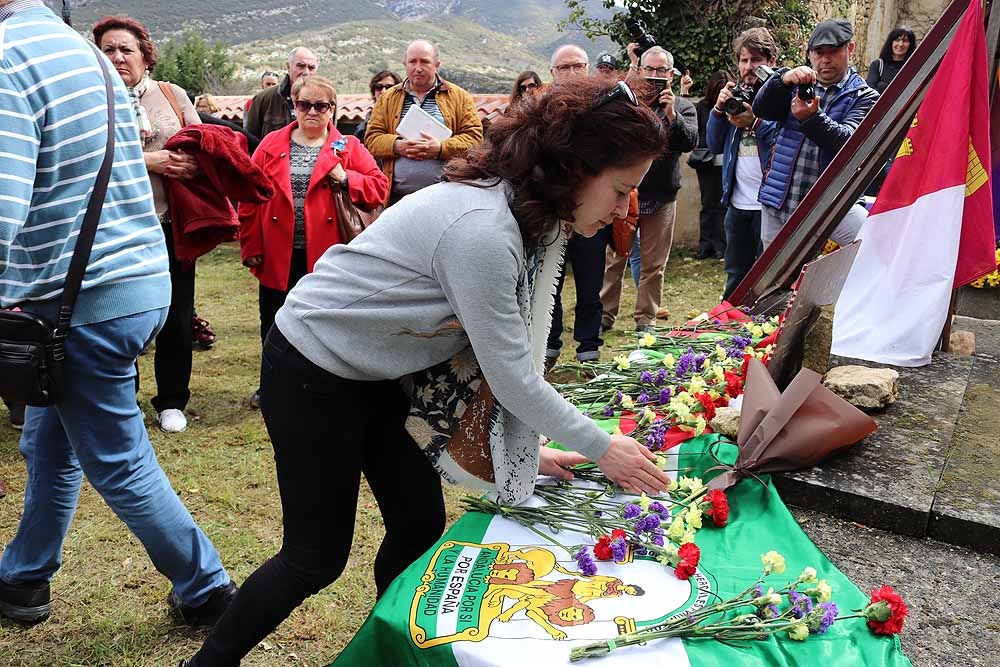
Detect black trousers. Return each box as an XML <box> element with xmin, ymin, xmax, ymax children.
<box><xmin>258</xmin><ymin>248</ymin><xmax>308</xmax><ymax>347</ymax></box>
<box><xmin>151</xmin><ymin>221</ymin><xmax>195</xmax><ymax>413</ymax></box>
<box><xmin>189</xmin><ymin>327</ymin><xmax>446</xmax><ymax>667</ymax></box>
<box><xmin>696</xmin><ymin>165</ymin><xmax>727</xmax><ymax>256</ymax></box>
<box><xmin>547</xmin><ymin>227</ymin><xmax>611</xmax><ymax>360</ymax></box>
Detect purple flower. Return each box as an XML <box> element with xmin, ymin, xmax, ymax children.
<box><xmin>635</xmin><ymin>514</ymin><xmax>661</xmax><ymax>533</ymax></box>
<box><xmin>765</xmin><ymin>604</ymin><xmax>780</xmax><ymax>619</ymax></box>
<box><xmin>655</xmin><ymin>368</ymin><xmax>667</xmax><ymax>386</ymax></box>
<box><xmin>788</xmin><ymin>589</ymin><xmax>813</xmax><ymax>619</ymax></box>
<box><xmin>711</xmin><ymin>318</ymin><xmax>722</xmax><ymax>325</ymax></box>
<box><xmin>574</xmin><ymin>547</ymin><xmax>597</xmax><ymax>576</ymax></box>
<box><xmin>817</xmin><ymin>602</ymin><xmax>838</xmax><ymax>634</ymax></box>
<box><xmin>676</xmin><ymin>350</ymin><xmax>695</xmax><ymax>377</ymax></box>
<box><xmin>601</xmin><ymin>405</ymin><xmax>614</xmax><ymax>417</ymax></box>
<box><xmin>640</xmin><ymin>371</ymin><xmax>654</xmax><ymax>384</ymax></box>
<box><xmin>657</xmin><ymin>387</ymin><xmax>672</xmax><ymax>405</ymax></box>
<box><xmin>753</xmin><ymin>584</ymin><xmax>765</xmax><ymax>598</ymax></box>
<box><xmin>595</xmin><ymin>510</ymin><xmax>604</xmax><ymax>517</ymax></box>
<box><xmin>753</xmin><ymin>314</ymin><xmax>768</xmax><ymax>324</ymax></box>
<box><xmin>637</xmin><ymin>391</ymin><xmax>650</xmax><ymax>405</ymax></box>
<box><xmin>613</xmin><ymin>390</ymin><xmax>623</xmax><ymax>406</ymax></box>
<box><xmin>610</xmin><ymin>537</ymin><xmax>628</xmax><ymax>562</ymax></box>
<box><xmin>623</xmin><ymin>503</ymin><xmax>641</xmax><ymax>519</ymax></box>
<box><xmin>650</xmin><ymin>527</ymin><xmax>665</xmax><ymax>546</ymax></box>
<box><xmin>648</xmin><ymin>501</ymin><xmax>670</xmax><ymax>519</ymax></box>
<box><xmin>644</xmin><ymin>419</ymin><xmax>667</xmax><ymax>451</ymax></box>
<box><xmin>693</xmin><ymin>353</ymin><xmax>707</xmax><ymax>371</ymax></box>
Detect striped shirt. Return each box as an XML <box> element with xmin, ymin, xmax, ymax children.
<box><xmin>0</xmin><ymin>1</ymin><xmax>169</xmax><ymax>325</ymax></box>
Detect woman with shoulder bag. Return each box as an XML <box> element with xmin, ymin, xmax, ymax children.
<box><xmin>238</xmin><ymin>75</ymin><xmax>388</xmax><ymax>408</ymax></box>
<box><xmin>182</xmin><ymin>78</ymin><xmax>671</xmax><ymax>667</ymax></box>
<box><xmin>691</xmin><ymin>71</ymin><xmax>730</xmax><ymax>260</ymax></box>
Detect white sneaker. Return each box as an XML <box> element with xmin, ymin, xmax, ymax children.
<box><xmin>157</xmin><ymin>408</ymin><xmax>187</xmax><ymax>433</ymax></box>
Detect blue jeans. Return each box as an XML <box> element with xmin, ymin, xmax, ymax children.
<box><xmin>722</xmin><ymin>207</ymin><xmax>762</xmax><ymax>300</ymax></box>
<box><xmin>0</xmin><ymin>308</ymin><xmax>230</xmax><ymax>607</ymax></box>
<box><xmin>547</xmin><ymin>228</ymin><xmax>611</xmax><ymax>361</ymax></box>
<box><xmin>627</xmin><ymin>232</ymin><xmax>641</xmax><ymax>287</ymax></box>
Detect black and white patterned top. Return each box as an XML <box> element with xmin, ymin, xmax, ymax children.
<box><xmin>290</xmin><ymin>140</ymin><xmax>321</xmax><ymax>250</ymax></box>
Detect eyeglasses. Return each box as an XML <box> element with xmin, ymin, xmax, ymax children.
<box><xmin>553</xmin><ymin>62</ymin><xmax>588</xmax><ymax>73</ymax></box>
<box><xmin>294</xmin><ymin>100</ymin><xmax>334</xmax><ymax>114</ymax></box>
<box><xmin>641</xmin><ymin>65</ymin><xmax>672</xmax><ymax>76</ymax></box>
<box><xmin>519</xmin><ymin>82</ymin><xmax>539</xmax><ymax>92</ymax></box>
<box><xmin>373</xmin><ymin>83</ymin><xmax>395</xmax><ymax>91</ymax></box>
<box><xmin>593</xmin><ymin>81</ymin><xmax>638</xmax><ymax>109</ymax></box>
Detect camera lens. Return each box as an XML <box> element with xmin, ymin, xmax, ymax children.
<box><xmin>797</xmin><ymin>83</ymin><xmax>815</xmax><ymax>101</ymax></box>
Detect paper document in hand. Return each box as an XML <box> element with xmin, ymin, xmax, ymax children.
<box><xmin>396</xmin><ymin>104</ymin><xmax>453</xmax><ymax>141</ymax></box>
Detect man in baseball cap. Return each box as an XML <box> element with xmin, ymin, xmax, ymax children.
<box><xmin>749</xmin><ymin>17</ymin><xmax>878</xmax><ymax>250</ymax></box>
<box><xmin>595</xmin><ymin>52</ymin><xmax>619</xmax><ymax>79</ymax></box>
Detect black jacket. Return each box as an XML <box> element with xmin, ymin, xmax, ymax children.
<box><xmin>243</xmin><ymin>75</ymin><xmax>294</xmax><ymax>141</ymax></box>
<box><xmin>638</xmin><ymin>95</ymin><xmax>699</xmax><ymax>204</ymax></box>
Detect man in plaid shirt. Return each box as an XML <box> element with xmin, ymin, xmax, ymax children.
<box><xmin>752</xmin><ymin>19</ymin><xmax>879</xmax><ymax>248</ymax></box>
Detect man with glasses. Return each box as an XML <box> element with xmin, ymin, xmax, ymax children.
<box><xmin>549</xmin><ymin>44</ymin><xmax>590</xmax><ymax>84</ymax></box>
<box><xmin>244</xmin><ymin>46</ymin><xmax>319</xmax><ymax>143</ymax></box>
<box><xmin>365</xmin><ymin>40</ymin><xmax>482</xmax><ymax>205</ymax></box>
<box><xmin>601</xmin><ymin>44</ymin><xmax>698</xmax><ymax>333</ymax></box>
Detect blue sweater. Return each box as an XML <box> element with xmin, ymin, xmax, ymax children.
<box><xmin>0</xmin><ymin>1</ymin><xmax>169</xmax><ymax>326</ymax></box>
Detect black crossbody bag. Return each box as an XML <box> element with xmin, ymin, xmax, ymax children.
<box><xmin>0</xmin><ymin>47</ymin><xmax>116</xmax><ymax>407</ymax></box>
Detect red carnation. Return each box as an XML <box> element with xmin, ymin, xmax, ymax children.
<box><xmin>695</xmin><ymin>393</ymin><xmax>716</xmax><ymax>421</ymax></box>
<box><xmin>740</xmin><ymin>353</ymin><xmax>752</xmax><ymax>378</ymax></box>
<box><xmin>593</xmin><ymin>535</ymin><xmax>613</xmax><ymax>561</ymax></box>
<box><xmin>611</xmin><ymin>528</ymin><xmax>627</xmax><ymax>541</ymax></box>
<box><xmin>674</xmin><ymin>543</ymin><xmax>700</xmax><ymax>580</ymax></box>
<box><xmin>723</xmin><ymin>370</ymin><xmax>743</xmax><ymax>398</ymax></box>
<box><xmin>865</xmin><ymin>585</ymin><xmax>908</xmax><ymax>635</ymax></box>
<box><xmin>703</xmin><ymin>489</ymin><xmax>730</xmax><ymax>527</ymax></box>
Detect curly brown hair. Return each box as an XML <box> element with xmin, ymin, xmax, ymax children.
<box><xmin>92</xmin><ymin>16</ymin><xmax>158</xmax><ymax>70</ymax></box>
<box><xmin>443</xmin><ymin>78</ymin><xmax>667</xmax><ymax>247</ymax></box>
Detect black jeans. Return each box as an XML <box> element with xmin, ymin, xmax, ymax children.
<box><xmin>258</xmin><ymin>247</ymin><xmax>308</xmax><ymax>349</ymax></box>
<box><xmin>547</xmin><ymin>227</ymin><xmax>611</xmax><ymax>361</ymax></box>
<box><xmin>696</xmin><ymin>165</ymin><xmax>726</xmax><ymax>256</ymax></box>
<box><xmin>151</xmin><ymin>221</ymin><xmax>195</xmax><ymax>413</ymax></box>
<box><xmin>722</xmin><ymin>206</ymin><xmax>762</xmax><ymax>300</ymax></box>
<box><xmin>189</xmin><ymin>327</ymin><xmax>445</xmax><ymax>667</ymax></box>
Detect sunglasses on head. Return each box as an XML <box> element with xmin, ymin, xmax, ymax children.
<box><xmin>519</xmin><ymin>82</ymin><xmax>539</xmax><ymax>92</ymax></box>
<box><xmin>294</xmin><ymin>100</ymin><xmax>333</xmax><ymax>114</ymax></box>
<box><xmin>592</xmin><ymin>81</ymin><xmax>638</xmax><ymax>110</ymax></box>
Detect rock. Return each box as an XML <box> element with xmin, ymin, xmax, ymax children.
<box><xmin>823</xmin><ymin>365</ymin><xmax>900</xmax><ymax>410</ymax></box>
<box><xmin>801</xmin><ymin>305</ymin><xmax>834</xmax><ymax>375</ymax></box>
<box><xmin>949</xmin><ymin>330</ymin><xmax>976</xmax><ymax>356</ymax></box>
<box><xmin>710</xmin><ymin>406</ymin><xmax>741</xmax><ymax>438</ymax></box>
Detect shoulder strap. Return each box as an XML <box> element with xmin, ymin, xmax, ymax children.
<box><xmin>55</xmin><ymin>47</ymin><xmax>117</xmax><ymax>332</ymax></box>
<box><xmin>157</xmin><ymin>81</ymin><xmax>186</xmax><ymax>128</ymax></box>
<box><xmin>877</xmin><ymin>58</ymin><xmax>884</xmax><ymax>78</ymax></box>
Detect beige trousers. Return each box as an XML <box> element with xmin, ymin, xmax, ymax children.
<box><xmin>600</xmin><ymin>201</ymin><xmax>676</xmax><ymax>327</ymax></box>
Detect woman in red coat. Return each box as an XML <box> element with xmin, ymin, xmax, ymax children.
<box><xmin>239</xmin><ymin>75</ymin><xmax>388</xmax><ymax>406</ymax></box>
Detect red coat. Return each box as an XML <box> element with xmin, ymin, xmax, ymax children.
<box><xmin>238</xmin><ymin>122</ymin><xmax>389</xmax><ymax>291</ymax></box>
<box><xmin>164</xmin><ymin>124</ymin><xmax>273</xmax><ymax>264</ymax></box>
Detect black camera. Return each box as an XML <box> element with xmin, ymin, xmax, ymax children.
<box><xmin>796</xmin><ymin>83</ymin><xmax>815</xmax><ymax>101</ymax></box>
<box><xmin>722</xmin><ymin>84</ymin><xmax>754</xmax><ymax>115</ymax></box>
<box><xmin>625</xmin><ymin>18</ymin><xmax>657</xmax><ymax>57</ymax></box>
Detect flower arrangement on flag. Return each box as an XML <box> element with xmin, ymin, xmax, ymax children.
<box><xmin>568</xmin><ymin>552</ymin><xmax>909</xmax><ymax>661</ymax></box>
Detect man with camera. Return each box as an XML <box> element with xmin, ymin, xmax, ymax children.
<box><xmin>752</xmin><ymin>18</ymin><xmax>878</xmax><ymax>250</ymax></box>
<box><xmin>708</xmin><ymin>27</ymin><xmax>780</xmax><ymax>300</ymax></box>
<box><xmin>600</xmin><ymin>43</ymin><xmax>698</xmax><ymax>333</ymax></box>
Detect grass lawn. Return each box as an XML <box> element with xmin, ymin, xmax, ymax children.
<box><xmin>0</xmin><ymin>243</ymin><xmax>725</xmax><ymax>666</ymax></box>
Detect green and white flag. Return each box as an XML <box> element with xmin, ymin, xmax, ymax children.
<box><xmin>333</xmin><ymin>435</ymin><xmax>911</xmax><ymax>667</ymax></box>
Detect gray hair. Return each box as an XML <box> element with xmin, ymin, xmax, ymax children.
<box><xmin>550</xmin><ymin>44</ymin><xmax>589</xmax><ymax>68</ymax></box>
<box><xmin>404</xmin><ymin>40</ymin><xmax>441</xmax><ymax>62</ymax></box>
<box><xmin>287</xmin><ymin>46</ymin><xmax>317</xmax><ymax>65</ymax></box>
<box><xmin>640</xmin><ymin>46</ymin><xmax>674</xmax><ymax>70</ymax></box>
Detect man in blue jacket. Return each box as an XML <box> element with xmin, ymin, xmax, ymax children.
<box><xmin>707</xmin><ymin>27</ymin><xmax>780</xmax><ymax>300</ymax></box>
<box><xmin>752</xmin><ymin>19</ymin><xmax>879</xmax><ymax>249</ymax></box>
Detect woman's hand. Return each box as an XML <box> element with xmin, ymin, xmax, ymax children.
<box><xmin>146</xmin><ymin>149</ymin><xmax>198</xmax><ymax>179</ymax></box>
<box><xmin>597</xmin><ymin>435</ymin><xmax>670</xmax><ymax>495</ymax></box>
<box><xmin>538</xmin><ymin>447</ymin><xmax>589</xmax><ymax>481</ymax></box>
<box><xmin>243</xmin><ymin>255</ymin><xmax>263</xmax><ymax>267</ymax></box>
<box><xmin>328</xmin><ymin>163</ymin><xmax>348</xmax><ymax>185</ymax></box>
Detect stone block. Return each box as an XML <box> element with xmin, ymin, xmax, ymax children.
<box><xmin>709</xmin><ymin>406</ymin><xmax>740</xmax><ymax>438</ymax></box>
<box><xmin>823</xmin><ymin>364</ymin><xmax>900</xmax><ymax>410</ymax></box>
<box><xmin>948</xmin><ymin>330</ymin><xmax>975</xmax><ymax>356</ymax></box>
<box><xmin>775</xmin><ymin>353</ymin><xmax>973</xmax><ymax>537</ymax></box>
<box><xmin>801</xmin><ymin>305</ymin><xmax>834</xmax><ymax>375</ymax></box>
<box><xmin>955</xmin><ymin>285</ymin><xmax>1000</xmax><ymax>320</ymax></box>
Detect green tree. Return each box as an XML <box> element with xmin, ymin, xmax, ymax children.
<box><xmin>561</xmin><ymin>0</ymin><xmax>814</xmax><ymax>92</ymax></box>
<box><xmin>152</xmin><ymin>27</ymin><xmax>236</xmax><ymax>97</ymax></box>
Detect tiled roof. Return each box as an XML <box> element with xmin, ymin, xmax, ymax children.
<box><xmin>209</xmin><ymin>93</ymin><xmax>510</xmax><ymax>124</ymax></box>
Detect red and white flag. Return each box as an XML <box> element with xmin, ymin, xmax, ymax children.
<box><xmin>833</xmin><ymin>0</ymin><xmax>997</xmax><ymax>367</ymax></box>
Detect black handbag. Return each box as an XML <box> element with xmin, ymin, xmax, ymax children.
<box><xmin>687</xmin><ymin>146</ymin><xmax>716</xmax><ymax>169</ymax></box>
<box><xmin>0</xmin><ymin>48</ymin><xmax>116</xmax><ymax>407</ymax></box>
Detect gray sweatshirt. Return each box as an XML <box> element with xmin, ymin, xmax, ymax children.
<box><xmin>275</xmin><ymin>180</ymin><xmax>611</xmax><ymax>462</ymax></box>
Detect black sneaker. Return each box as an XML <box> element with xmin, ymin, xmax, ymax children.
<box><xmin>8</xmin><ymin>402</ymin><xmax>25</xmax><ymax>430</ymax></box>
<box><xmin>248</xmin><ymin>389</ymin><xmax>261</xmax><ymax>410</ymax></box>
<box><xmin>170</xmin><ymin>581</ymin><xmax>238</xmax><ymax>627</ymax></box>
<box><xmin>0</xmin><ymin>578</ymin><xmax>50</xmax><ymax>623</ymax></box>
